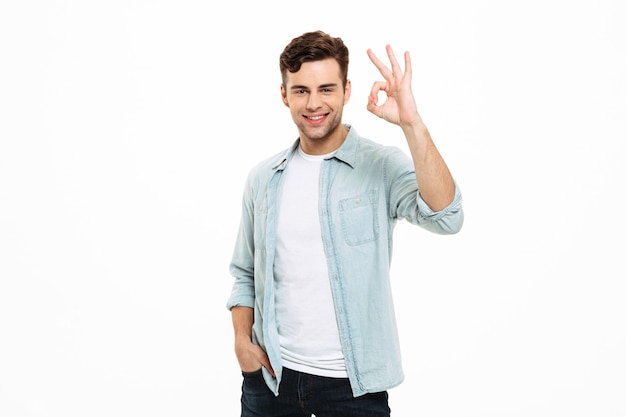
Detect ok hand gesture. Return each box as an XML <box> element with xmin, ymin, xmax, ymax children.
<box><xmin>366</xmin><ymin>45</ymin><xmax>421</xmax><ymax>128</ymax></box>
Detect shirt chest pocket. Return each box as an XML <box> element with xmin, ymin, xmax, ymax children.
<box><xmin>339</xmin><ymin>190</ymin><xmax>380</xmax><ymax>246</ymax></box>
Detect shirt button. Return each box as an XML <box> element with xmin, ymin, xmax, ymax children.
<box><xmin>355</xmin><ymin>198</ymin><xmax>361</xmax><ymax>204</ymax></box>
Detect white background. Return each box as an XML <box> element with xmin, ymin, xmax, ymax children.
<box><xmin>1</xmin><ymin>1</ymin><xmax>625</xmax><ymax>416</ymax></box>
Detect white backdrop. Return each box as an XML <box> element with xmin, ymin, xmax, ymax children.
<box><xmin>1</xmin><ymin>1</ymin><xmax>625</xmax><ymax>416</ymax></box>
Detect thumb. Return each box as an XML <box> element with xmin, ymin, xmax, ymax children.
<box><xmin>367</xmin><ymin>95</ymin><xmax>384</xmax><ymax>119</ymax></box>
<box><xmin>259</xmin><ymin>352</ymin><xmax>275</xmax><ymax>377</ymax></box>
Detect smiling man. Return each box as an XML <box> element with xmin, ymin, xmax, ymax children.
<box><xmin>226</xmin><ymin>30</ymin><xmax>464</xmax><ymax>417</ymax></box>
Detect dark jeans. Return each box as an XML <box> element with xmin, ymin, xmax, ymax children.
<box><xmin>240</xmin><ymin>367</ymin><xmax>390</xmax><ymax>417</ymax></box>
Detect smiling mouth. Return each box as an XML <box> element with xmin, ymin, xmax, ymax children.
<box><xmin>304</xmin><ymin>114</ymin><xmax>327</xmax><ymax>122</ymax></box>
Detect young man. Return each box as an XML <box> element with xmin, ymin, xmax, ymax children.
<box><xmin>227</xmin><ymin>30</ymin><xmax>463</xmax><ymax>417</ymax></box>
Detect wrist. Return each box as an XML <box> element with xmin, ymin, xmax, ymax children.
<box><xmin>401</xmin><ymin>118</ymin><xmax>429</xmax><ymax>142</ymax></box>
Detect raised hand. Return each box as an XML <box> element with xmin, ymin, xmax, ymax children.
<box><xmin>366</xmin><ymin>45</ymin><xmax>421</xmax><ymax>128</ymax></box>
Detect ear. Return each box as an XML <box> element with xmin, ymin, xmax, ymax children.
<box><xmin>343</xmin><ymin>79</ymin><xmax>352</xmax><ymax>105</ymax></box>
<box><xmin>280</xmin><ymin>84</ymin><xmax>289</xmax><ymax>107</ymax></box>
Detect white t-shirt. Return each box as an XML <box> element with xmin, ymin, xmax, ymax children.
<box><xmin>273</xmin><ymin>145</ymin><xmax>347</xmax><ymax>378</ymax></box>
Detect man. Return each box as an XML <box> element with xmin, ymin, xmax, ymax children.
<box><xmin>226</xmin><ymin>30</ymin><xmax>463</xmax><ymax>417</ymax></box>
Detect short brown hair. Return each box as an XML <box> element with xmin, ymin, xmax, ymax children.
<box><xmin>279</xmin><ymin>30</ymin><xmax>349</xmax><ymax>88</ymax></box>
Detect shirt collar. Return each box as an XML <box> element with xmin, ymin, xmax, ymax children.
<box><xmin>271</xmin><ymin>124</ymin><xmax>359</xmax><ymax>171</ymax></box>
<box><xmin>332</xmin><ymin>124</ymin><xmax>358</xmax><ymax>169</ymax></box>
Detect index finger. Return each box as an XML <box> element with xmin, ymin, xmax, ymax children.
<box><xmin>367</xmin><ymin>47</ymin><xmax>392</xmax><ymax>80</ymax></box>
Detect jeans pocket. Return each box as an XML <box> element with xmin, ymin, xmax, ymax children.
<box><xmin>241</xmin><ymin>368</ymin><xmax>263</xmax><ymax>378</ymax></box>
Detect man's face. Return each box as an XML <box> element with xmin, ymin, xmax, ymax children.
<box><xmin>281</xmin><ymin>59</ymin><xmax>351</xmax><ymax>146</ymax></box>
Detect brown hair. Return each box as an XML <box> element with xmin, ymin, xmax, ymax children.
<box><xmin>279</xmin><ymin>30</ymin><xmax>349</xmax><ymax>88</ymax></box>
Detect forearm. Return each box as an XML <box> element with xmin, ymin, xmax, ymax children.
<box><xmin>231</xmin><ymin>305</ymin><xmax>254</xmax><ymax>343</ymax></box>
<box><xmin>402</xmin><ymin>120</ymin><xmax>456</xmax><ymax>212</ymax></box>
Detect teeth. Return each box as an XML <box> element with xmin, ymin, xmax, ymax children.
<box><xmin>309</xmin><ymin>115</ymin><xmax>324</xmax><ymax>120</ymax></box>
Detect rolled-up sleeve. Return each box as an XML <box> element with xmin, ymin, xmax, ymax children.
<box><xmin>415</xmin><ymin>181</ymin><xmax>464</xmax><ymax>234</ymax></box>
<box><xmin>387</xmin><ymin>147</ymin><xmax>464</xmax><ymax>235</ymax></box>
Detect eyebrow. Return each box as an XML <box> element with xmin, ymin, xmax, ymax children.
<box><xmin>289</xmin><ymin>83</ymin><xmax>339</xmax><ymax>91</ymax></box>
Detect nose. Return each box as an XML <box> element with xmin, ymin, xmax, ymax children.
<box><xmin>306</xmin><ymin>91</ymin><xmax>322</xmax><ymax>111</ymax></box>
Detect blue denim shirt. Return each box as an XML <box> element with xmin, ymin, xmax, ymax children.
<box><xmin>227</xmin><ymin>125</ymin><xmax>463</xmax><ymax>397</ymax></box>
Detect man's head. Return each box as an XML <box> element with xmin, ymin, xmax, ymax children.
<box><xmin>278</xmin><ymin>31</ymin><xmax>352</xmax><ymax>153</ymax></box>
<box><xmin>279</xmin><ymin>30</ymin><xmax>349</xmax><ymax>89</ymax></box>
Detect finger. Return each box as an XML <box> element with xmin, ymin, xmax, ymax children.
<box><xmin>369</xmin><ymin>80</ymin><xmax>388</xmax><ymax>104</ymax></box>
<box><xmin>385</xmin><ymin>44</ymin><xmax>403</xmax><ymax>76</ymax></box>
<box><xmin>261</xmin><ymin>358</ymin><xmax>275</xmax><ymax>377</ymax></box>
<box><xmin>367</xmin><ymin>95</ymin><xmax>384</xmax><ymax>119</ymax></box>
<box><xmin>403</xmin><ymin>50</ymin><xmax>412</xmax><ymax>83</ymax></box>
<box><xmin>367</xmin><ymin>48</ymin><xmax>392</xmax><ymax>80</ymax></box>
<box><xmin>257</xmin><ymin>350</ymin><xmax>275</xmax><ymax>377</ymax></box>
<box><xmin>366</xmin><ymin>88</ymin><xmax>386</xmax><ymax>120</ymax></box>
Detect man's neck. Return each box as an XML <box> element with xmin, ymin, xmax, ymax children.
<box><xmin>298</xmin><ymin>124</ymin><xmax>348</xmax><ymax>155</ymax></box>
